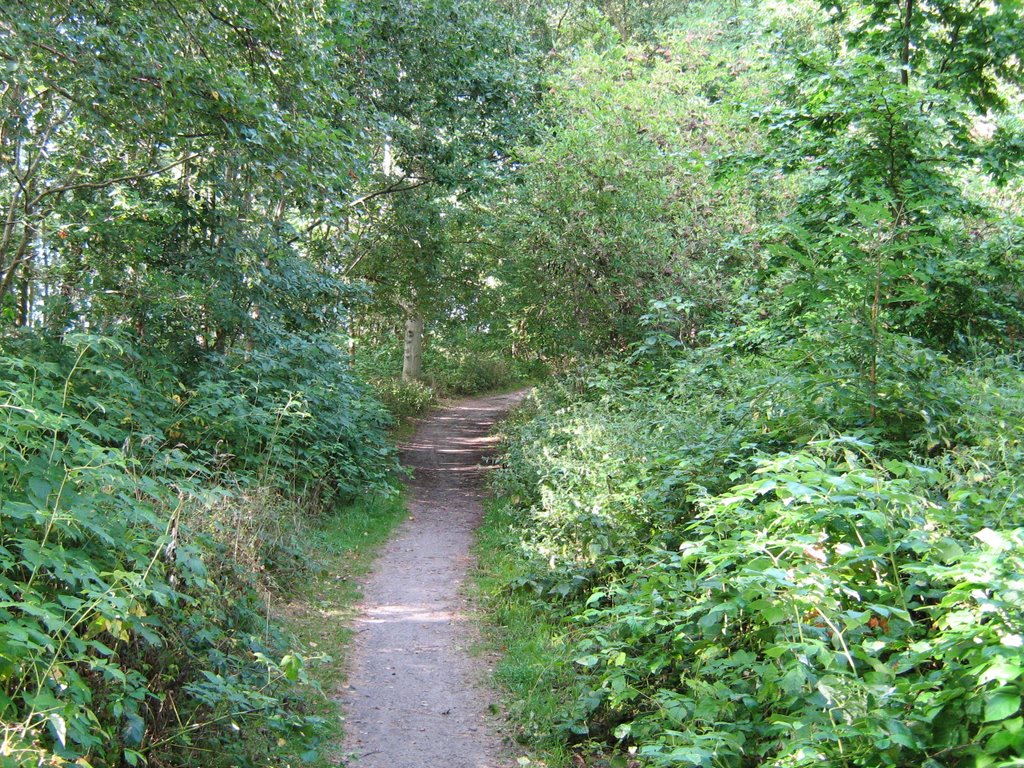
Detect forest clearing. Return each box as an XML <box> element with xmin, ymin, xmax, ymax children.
<box><xmin>1</xmin><ymin>0</ymin><xmax>1023</xmax><ymax>766</ymax></box>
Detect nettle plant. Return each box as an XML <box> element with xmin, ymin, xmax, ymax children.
<box><xmin>496</xmin><ymin>348</ymin><xmax>1024</xmax><ymax>766</ymax></box>
<box><xmin>570</xmin><ymin>437</ymin><xmax>1024</xmax><ymax>767</ymax></box>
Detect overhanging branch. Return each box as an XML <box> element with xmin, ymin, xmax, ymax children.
<box><xmin>28</xmin><ymin>153</ymin><xmax>202</xmax><ymax>209</ymax></box>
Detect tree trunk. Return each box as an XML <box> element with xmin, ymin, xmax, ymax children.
<box><xmin>347</xmin><ymin>313</ymin><xmax>357</xmax><ymax>367</ymax></box>
<box><xmin>213</xmin><ymin>325</ymin><xmax>227</xmax><ymax>354</ymax></box>
<box><xmin>901</xmin><ymin>0</ymin><xmax>914</xmax><ymax>86</ymax></box>
<box><xmin>1</xmin><ymin>224</ymin><xmax>34</xmax><ymax>305</ymax></box>
<box><xmin>17</xmin><ymin>257</ymin><xmax>31</xmax><ymax>327</ymax></box>
<box><xmin>402</xmin><ymin>312</ymin><xmax>424</xmax><ymax>382</ymax></box>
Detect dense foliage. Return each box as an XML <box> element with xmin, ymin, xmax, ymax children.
<box><xmin>4</xmin><ymin>0</ymin><xmax>1024</xmax><ymax>765</ymax></box>
<box><xmin>1</xmin><ymin>0</ymin><xmax>540</xmax><ymax>764</ymax></box>
<box><xmin>482</xmin><ymin>0</ymin><xmax>1024</xmax><ymax>766</ymax></box>
<box><xmin>0</xmin><ymin>332</ymin><xmax>395</xmax><ymax>764</ymax></box>
<box><xmin>492</xmin><ymin>6</ymin><xmax>774</xmax><ymax>356</ymax></box>
<box><xmin>495</xmin><ymin>340</ymin><xmax>1024</xmax><ymax>766</ymax></box>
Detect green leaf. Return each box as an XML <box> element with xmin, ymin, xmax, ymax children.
<box><xmin>979</xmin><ymin>659</ymin><xmax>1022</xmax><ymax>686</ymax></box>
<box><xmin>976</xmin><ymin>528</ymin><xmax>1012</xmax><ymax>551</ymax></box>
<box><xmin>49</xmin><ymin>713</ymin><xmax>67</xmax><ymax>747</ymax></box>
<box><xmin>984</xmin><ymin>692</ymin><xmax>1021</xmax><ymax>723</ymax></box>
<box><xmin>281</xmin><ymin>654</ymin><xmax>302</xmax><ymax>682</ymax></box>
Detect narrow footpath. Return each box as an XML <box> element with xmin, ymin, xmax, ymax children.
<box><xmin>340</xmin><ymin>390</ymin><xmax>527</xmax><ymax>768</ymax></box>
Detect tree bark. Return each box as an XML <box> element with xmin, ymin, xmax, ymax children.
<box><xmin>402</xmin><ymin>312</ymin><xmax>424</xmax><ymax>382</ymax></box>
<box><xmin>346</xmin><ymin>312</ymin><xmax>357</xmax><ymax>367</ymax></box>
<box><xmin>0</xmin><ymin>224</ymin><xmax>34</xmax><ymax>303</ymax></box>
<box><xmin>17</xmin><ymin>259</ymin><xmax>30</xmax><ymax>326</ymax></box>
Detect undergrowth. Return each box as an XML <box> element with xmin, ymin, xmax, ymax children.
<box><xmin>355</xmin><ymin>330</ymin><xmax>548</xmax><ymax>422</ymax></box>
<box><xmin>484</xmin><ymin>336</ymin><xmax>1024</xmax><ymax>767</ymax></box>
<box><xmin>474</xmin><ymin>499</ymin><xmax>578</xmax><ymax>767</ymax></box>
<box><xmin>0</xmin><ymin>332</ymin><xmax>398</xmax><ymax>766</ymax></box>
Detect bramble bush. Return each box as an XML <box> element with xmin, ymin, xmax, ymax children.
<box><xmin>492</xmin><ymin>336</ymin><xmax>1024</xmax><ymax>767</ymax></box>
<box><xmin>433</xmin><ymin>352</ymin><xmax>516</xmax><ymax>396</ymax></box>
<box><xmin>0</xmin><ymin>332</ymin><xmax>396</xmax><ymax>766</ymax></box>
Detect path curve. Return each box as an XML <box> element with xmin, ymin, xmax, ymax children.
<box><xmin>340</xmin><ymin>390</ymin><xmax>527</xmax><ymax>768</ymax></box>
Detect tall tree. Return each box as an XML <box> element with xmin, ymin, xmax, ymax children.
<box><xmin>0</xmin><ymin>0</ymin><xmax>373</xmax><ymax>352</ymax></box>
<box><xmin>493</xmin><ymin>12</ymin><xmax>772</xmax><ymax>358</ymax></box>
<box><xmin>343</xmin><ymin>0</ymin><xmax>542</xmax><ymax>379</ymax></box>
<box><xmin>762</xmin><ymin>0</ymin><xmax>1024</xmax><ymax>342</ymax></box>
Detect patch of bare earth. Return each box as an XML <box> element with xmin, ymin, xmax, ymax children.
<box><xmin>340</xmin><ymin>390</ymin><xmax>528</xmax><ymax>768</ymax></box>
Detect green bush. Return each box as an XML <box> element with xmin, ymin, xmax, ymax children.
<box><xmin>435</xmin><ymin>353</ymin><xmax>515</xmax><ymax>396</ymax></box>
<box><xmin>182</xmin><ymin>333</ymin><xmax>397</xmax><ymax>508</ymax></box>
<box><xmin>0</xmin><ymin>332</ymin><xmax>396</xmax><ymax>766</ymax></box>
<box><xmin>371</xmin><ymin>378</ymin><xmax>437</xmax><ymax>421</ymax></box>
<box><xmin>354</xmin><ymin>326</ymin><xmax>546</xmax><ymax>405</ymax></box>
<box><xmin>491</xmin><ymin>340</ymin><xmax>1024</xmax><ymax>767</ymax></box>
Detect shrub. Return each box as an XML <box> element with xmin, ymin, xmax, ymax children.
<box><xmin>0</xmin><ymin>332</ymin><xmax>395</xmax><ymax>765</ymax></box>
<box><xmin>436</xmin><ymin>353</ymin><xmax>515</xmax><ymax>396</ymax></box>
<box><xmin>371</xmin><ymin>378</ymin><xmax>437</xmax><ymax>421</ymax></box>
<box><xmin>491</xmin><ymin>340</ymin><xmax>1024</xmax><ymax>767</ymax></box>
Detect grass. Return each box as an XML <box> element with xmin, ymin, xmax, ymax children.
<box><xmin>472</xmin><ymin>498</ymin><xmax>579</xmax><ymax>768</ymax></box>
<box><xmin>254</xmin><ymin>492</ymin><xmax>409</xmax><ymax>767</ymax></box>
<box><xmin>388</xmin><ymin>416</ymin><xmax>421</xmax><ymax>443</ymax></box>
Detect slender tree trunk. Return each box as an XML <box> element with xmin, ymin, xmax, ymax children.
<box><xmin>402</xmin><ymin>312</ymin><xmax>424</xmax><ymax>382</ymax></box>
<box><xmin>868</xmin><ymin>244</ymin><xmax>883</xmax><ymax>424</ymax></box>
<box><xmin>0</xmin><ymin>83</ymin><xmax>25</xmax><ymax>276</ymax></box>
<box><xmin>1</xmin><ymin>224</ymin><xmax>34</xmax><ymax>303</ymax></box>
<box><xmin>901</xmin><ymin>0</ymin><xmax>914</xmax><ymax>86</ymax></box>
<box><xmin>17</xmin><ymin>259</ymin><xmax>30</xmax><ymax>326</ymax></box>
<box><xmin>214</xmin><ymin>326</ymin><xmax>227</xmax><ymax>354</ymax></box>
<box><xmin>347</xmin><ymin>312</ymin><xmax>357</xmax><ymax>367</ymax></box>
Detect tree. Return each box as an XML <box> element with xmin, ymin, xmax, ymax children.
<box><xmin>0</xmin><ymin>0</ymin><xmax>372</xmax><ymax>352</ymax></box>
<box><xmin>493</xmin><ymin>10</ymin><xmax>772</xmax><ymax>358</ymax></box>
<box><xmin>760</xmin><ymin>0</ymin><xmax>1024</xmax><ymax>347</ymax></box>
<box><xmin>342</xmin><ymin>0</ymin><xmax>542</xmax><ymax>380</ymax></box>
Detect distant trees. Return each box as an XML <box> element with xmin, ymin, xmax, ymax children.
<box><xmin>488</xmin><ymin>0</ymin><xmax>1023</xmax><ymax>361</ymax></box>
<box><xmin>341</xmin><ymin>0</ymin><xmax>541</xmax><ymax>380</ymax></box>
<box><xmin>491</xmin><ymin>7</ymin><xmax>771</xmax><ymax>357</ymax></box>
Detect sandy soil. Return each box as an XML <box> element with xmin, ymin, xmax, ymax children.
<box><xmin>339</xmin><ymin>390</ymin><xmax>528</xmax><ymax>768</ymax></box>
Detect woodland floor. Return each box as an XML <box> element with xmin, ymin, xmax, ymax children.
<box><xmin>339</xmin><ymin>390</ymin><xmax>528</xmax><ymax>768</ymax></box>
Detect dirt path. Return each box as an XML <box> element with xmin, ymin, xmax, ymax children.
<box><xmin>340</xmin><ymin>390</ymin><xmax>527</xmax><ymax>768</ymax></box>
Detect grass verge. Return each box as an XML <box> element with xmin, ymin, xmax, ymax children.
<box><xmin>472</xmin><ymin>498</ymin><xmax>578</xmax><ymax>768</ymax></box>
<box><xmin>257</xmin><ymin>493</ymin><xmax>409</xmax><ymax>766</ymax></box>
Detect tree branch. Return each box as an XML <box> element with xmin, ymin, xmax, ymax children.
<box><xmin>345</xmin><ymin>176</ymin><xmax>432</xmax><ymax>209</ymax></box>
<box><xmin>28</xmin><ymin>153</ymin><xmax>203</xmax><ymax>209</ymax></box>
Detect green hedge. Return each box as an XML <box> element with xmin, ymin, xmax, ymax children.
<box><xmin>0</xmin><ymin>332</ymin><xmax>396</xmax><ymax>765</ymax></box>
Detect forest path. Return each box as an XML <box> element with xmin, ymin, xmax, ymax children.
<box><xmin>340</xmin><ymin>389</ymin><xmax>528</xmax><ymax>768</ymax></box>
